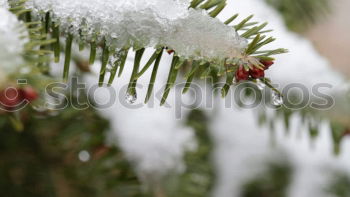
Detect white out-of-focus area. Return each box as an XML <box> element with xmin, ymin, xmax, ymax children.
<box><xmin>305</xmin><ymin>0</ymin><xmax>350</xmax><ymax>77</ymax></box>
<box><xmin>70</xmin><ymin>0</ymin><xmax>350</xmax><ymax>196</ymax></box>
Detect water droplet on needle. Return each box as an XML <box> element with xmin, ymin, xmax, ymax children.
<box><xmin>272</xmin><ymin>91</ymin><xmax>283</xmax><ymax>106</ymax></box>
<box><xmin>256</xmin><ymin>79</ymin><xmax>266</xmax><ymax>90</ymax></box>
<box><xmin>125</xmin><ymin>92</ymin><xmax>137</xmax><ymax>104</ymax></box>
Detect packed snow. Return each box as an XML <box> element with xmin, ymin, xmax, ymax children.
<box><xmin>25</xmin><ymin>0</ymin><xmax>247</xmax><ymax>62</ymax></box>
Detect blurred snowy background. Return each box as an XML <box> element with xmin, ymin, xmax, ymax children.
<box><xmin>82</xmin><ymin>0</ymin><xmax>350</xmax><ymax>196</ymax></box>
<box><xmin>1</xmin><ymin>0</ymin><xmax>350</xmax><ymax>197</ymax></box>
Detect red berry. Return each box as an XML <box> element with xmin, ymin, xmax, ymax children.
<box><xmin>342</xmin><ymin>129</ymin><xmax>350</xmax><ymax>137</ymax></box>
<box><xmin>167</xmin><ymin>49</ymin><xmax>175</xmax><ymax>55</ymax></box>
<box><xmin>21</xmin><ymin>86</ymin><xmax>38</xmax><ymax>102</ymax></box>
<box><xmin>260</xmin><ymin>60</ymin><xmax>274</xmax><ymax>70</ymax></box>
<box><xmin>249</xmin><ymin>66</ymin><xmax>265</xmax><ymax>79</ymax></box>
<box><xmin>235</xmin><ymin>65</ymin><xmax>249</xmax><ymax>81</ymax></box>
<box><xmin>0</xmin><ymin>87</ymin><xmax>24</xmax><ymax>108</ymax></box>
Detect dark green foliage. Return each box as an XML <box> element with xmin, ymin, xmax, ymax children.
<box><xmin>63</xmin><ymin>34</ymin><xmax>73</xmax><ymax>81</ymax></box>
<box><xmin>98</xmin><ymin>41</ymin><xmax>110</xmax><ymax>86</ymax></box>
<box><xmin>0</xmin><ymin>97</ymin><xmax>144</xmax><ymax>197</ymax></box>
<box><xmin>166</xmin><ymin>109</ymin><xmax>215</xmax><ymax>197</ymax></box>
<box><xmin>326</xmin><ymin>171</ymin><xmax>350</xmax><ymax>197</ymax></box>
<box><xmin>241</xmin><ymin>160</ymin><xmax>293</xmax><ymax>197</ymax></box>
<box><xmin>330</xmin><ymin>123</ymin><xmax>347</xmax><ymax>155</ymax></box>
<box><xmin>0</xmin><ymin>96</ymin><xmax>218</xmax><ymax>197</ymax></box>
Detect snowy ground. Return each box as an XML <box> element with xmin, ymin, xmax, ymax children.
<box><xmin>65</xmin><ymin>0</ymin><xmax>350</xmax><ymax>196</ymax></box>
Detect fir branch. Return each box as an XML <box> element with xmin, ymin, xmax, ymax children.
<box><xmin>9</xmin><ymin>0</ymin><xmax>287</xmax><ymax>104</ymax></box>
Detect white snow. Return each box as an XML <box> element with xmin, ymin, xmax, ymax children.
<box><xmin>83</xmin><ymin>50</ymin><xmax>197</xmax><ymax>182</ymax></box>
<box><xmin>25</xmin><ymin>0</ymin><xmax>247</xmax><ymax>62</ymax></box>
<box><xmin>0</xmin><ymin>7</ymin><xmax>28</xmax><ymax>84</ymax></box>
<box><xmin>0</xmin><ymin>0</ymin><xmax>8</xmax><ymax>9</ymax></box>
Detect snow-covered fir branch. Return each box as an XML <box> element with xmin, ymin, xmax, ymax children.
<box><xmin>25</xmin><ymin>0</ymin><xmax>247</xmax><ymax>62</ymax></box>
<box><xmin>4</xmin><ymin>0</ymin><xmax>286</xmax><ymax>104</ymax></box>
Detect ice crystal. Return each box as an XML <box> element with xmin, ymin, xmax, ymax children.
<box><xmin>25</xmin><ymin>0</ymin><xmax>247</xmax><ymax>61</ymax></box>
<box><xmin>0</xmin><ymin>8</ymin><xmax>28</xmax><ymax>84</ymax></box>
<box><xmin>271</xmin><ymin>91</ymin><xmax>283</xmax><ymax>106</ymax></box>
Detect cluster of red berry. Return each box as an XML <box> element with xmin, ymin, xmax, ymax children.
<box><xmin>235</xmin><ymin>60</ymin><xmax>274</xmax><ymax>82</ymax></box>
<box><xmin>0</xmin><ymin>86</ymin><xmax>38</xmax><ymax>110</ymax></box>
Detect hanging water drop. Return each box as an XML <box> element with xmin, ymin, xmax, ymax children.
<box><xmin>232</xmin><ymin>77</ymin><xmax>237</xmax><ymax>85</ymax></box>
<box><xmin>256</xmin><ymin>79</ymin><xmax>266</xmax><ymax>90</ymax></box>
<box><xmin>272</xmin><ymin>91</ymin><xmax>283</xmax><ymax>106</ymax></box>
<box><xmin>125</xmin><ymin>92</ymin><xmax>137</xmax><ymax>104</ymax></box>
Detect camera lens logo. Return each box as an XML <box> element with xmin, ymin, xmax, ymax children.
<box><xmin>0</xmin><ymin>87</ymin><xmax>29</xmax><ymax>112</ymax></box>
